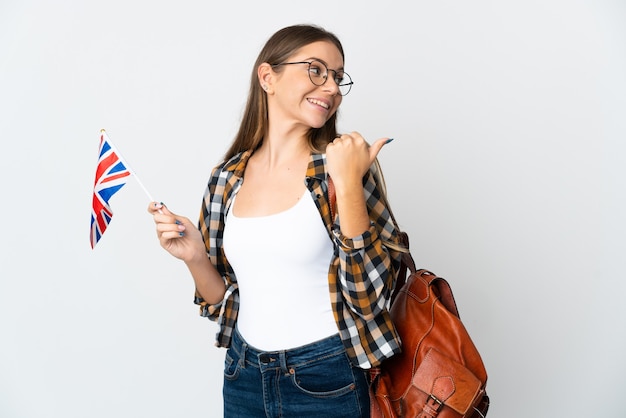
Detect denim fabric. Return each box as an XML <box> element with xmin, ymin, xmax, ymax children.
<box><xmin>223</xmin><ymin>328</ymin><xmax>370</xmax><ymax>417</ymax></box>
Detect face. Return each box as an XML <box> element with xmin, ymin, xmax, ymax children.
<box><xmin>266</xmin><ymin>41</ymin><xmax>345</xmax><ymax>130</ymax></box>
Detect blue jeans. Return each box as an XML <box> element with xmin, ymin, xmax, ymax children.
<box><xmin>223</xmin><ymin>328</ymin><xmax>370</xmax><ymax>417</ymax></box>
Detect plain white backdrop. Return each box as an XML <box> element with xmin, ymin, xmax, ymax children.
<box><xmin>1</xmin><ymin>0</ymin><xmax>624</xmax><ymax>417</ymax></box>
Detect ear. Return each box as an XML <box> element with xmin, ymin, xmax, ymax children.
<box><xmin>257</xmin><ymin>63</ymin><xmax>274</xmax><ymax>94</ymax></box>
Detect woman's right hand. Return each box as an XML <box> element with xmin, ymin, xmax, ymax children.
<box><xmin>147</xmin><ymin>202</ymin><xmax>206</xmax><ymax>263</ymax></box>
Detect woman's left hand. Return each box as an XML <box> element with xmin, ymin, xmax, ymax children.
<box><xmin>326</xmin><ymin>131</ymin><xmax>390</xmax><ymax>188</ymax></box>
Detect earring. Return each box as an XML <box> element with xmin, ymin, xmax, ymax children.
<box><xmin>262</xmin><ymin>84</ymin><xmax>268</xmax><ymax>91</ymax></box>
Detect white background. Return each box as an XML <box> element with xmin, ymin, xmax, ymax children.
<box><xmin>1</xmin><ymin>1</ymin><xmax>625</xmax><ymax>417</ymax></box>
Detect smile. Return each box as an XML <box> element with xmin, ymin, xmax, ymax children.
<box><xmin>307</xmin><ymin>98</ymin><xmax>330</xmax><ymax>109</ymax></box>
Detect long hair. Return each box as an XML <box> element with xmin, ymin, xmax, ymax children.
<box><xmin>222</xmin><ymin>24</ymin><xmax>407</xmax><ymax>254</ymax></box>
<box><xmin>222</xmin><ymin>24</ymin><xmax>344</xmax><ymax>162</ymax></box>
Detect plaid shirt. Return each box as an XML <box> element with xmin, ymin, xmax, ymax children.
<box><xmin>194</xmin><ymin>150</ymin><xmax>402</xmax><ymax>368</ymax></box>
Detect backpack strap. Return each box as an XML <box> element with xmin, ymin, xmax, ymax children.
<box><xmin>328</xmin><ymin>175</ymin><xmax>337</xmax><ymax>221</ymax></box>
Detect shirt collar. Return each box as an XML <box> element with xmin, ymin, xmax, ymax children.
<box><xmin>305</xmin><ymin>152</ymin><xmax>329</xmax><ymax>182</ymax></box>
<box><xmin>223</xmin><ymin>149</ymin><xmax>328</xmax><ymax>182</ymax></box>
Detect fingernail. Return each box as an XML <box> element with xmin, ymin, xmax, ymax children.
<box><xmin>175</xmin><ymin>220</ymin><xmax>181</xmax><ymax>225</ymax></box>
<box><xmin>385</xmin><ymin>138</ymin><xmax>395</xmax><ymax>144</ymax></box>
<box><xmin>179</xmin><ymin>232</ymin><xmax>185</xmax><ymax>237</ymax></box>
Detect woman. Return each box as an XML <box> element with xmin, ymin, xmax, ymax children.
<box><xmin>149</xmin><ymin>24</ymin><xmax>403</xmax><ymax>417</ymax></box>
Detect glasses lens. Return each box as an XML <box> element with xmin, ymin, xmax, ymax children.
<box><xmin>307</xmin><ymin>60</ymin><xmax>327</xmax><ymax>86</ymax></box>
<box><xmin>337</xmin><ymin>72</ymin><xmax>353</xmax><ymax>96</ymax></box>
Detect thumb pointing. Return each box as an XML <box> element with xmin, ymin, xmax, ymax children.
<box><xmin>369</xmin><ymin>137</ymin><xmax>394</xmax><ymax>164</ymax></box>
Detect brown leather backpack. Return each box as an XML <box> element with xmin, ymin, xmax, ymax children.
<box><xmin>370</xmin><ymin>233</ymin><xmax>490</xmax><ymax>417</ymax></box>
<box><xmin>327</xmin><ymin>176</ymin><xmax>489</xmax><ymax>416</ymax></box>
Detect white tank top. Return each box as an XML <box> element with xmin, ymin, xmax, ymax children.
<box><xmin>223</xmin><ymin>190</ymin><xmax>338</xmax><ymax>350</ymax></box>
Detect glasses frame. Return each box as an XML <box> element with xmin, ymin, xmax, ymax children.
<box><xmin>270</xmin><ymin>60</ymin><xmax>353</xmax><ymax>96</ymax></box>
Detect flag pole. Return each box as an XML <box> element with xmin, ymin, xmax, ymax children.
<box><xmin>100</xmin><ymin>129</ymin><xmax>156</xmax><ymax>203</ymax></box>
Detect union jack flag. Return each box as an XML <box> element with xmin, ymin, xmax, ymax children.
<box><xmin>90</xmin><ymin>131</ymin><xmax>131</xmax><ymax>248</ymax></box>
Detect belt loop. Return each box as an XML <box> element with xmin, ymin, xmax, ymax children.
<box><xmin>279</xmin><ymin>351</ymin><xmax>289</xmax><ymax>374</ymax></box>
<box><xmin>240</xmin><ymin>342</ymin><xmax>248</xmax><ymax>369</ymax></box>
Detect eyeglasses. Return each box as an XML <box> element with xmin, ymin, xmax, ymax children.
<box><xmin>271</xmin><ymin>60</ymin><xmax>353</xmax><ymax>96</ymax></box>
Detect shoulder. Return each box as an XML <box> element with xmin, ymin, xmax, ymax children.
<box><xmin>210</xmin><ymin>150</ymin><xmax>253</xmax><ymax>184</ymax></box>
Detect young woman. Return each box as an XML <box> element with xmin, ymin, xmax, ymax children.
<box><xmin>148</xmin><ymin>24</ymin><xmax>403</xmax><ymax>417</ymax></box>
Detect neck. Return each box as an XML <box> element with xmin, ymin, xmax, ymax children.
<box><xmin>256</xmin><ymin>127</ymin><xmax>310</xmax><ymax>170</ymax></box>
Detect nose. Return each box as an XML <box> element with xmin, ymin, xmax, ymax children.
<box><xmin>322</xmin><ymin>74</ymin><xmax>340</xmax><ymax>96</ymax></box>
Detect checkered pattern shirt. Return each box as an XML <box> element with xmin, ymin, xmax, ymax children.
<box><xmin>194</xmin><ymin>150</ymin><xmax>402</xmax><ymax>368</ymax></box>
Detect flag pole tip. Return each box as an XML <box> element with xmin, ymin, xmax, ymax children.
<box><xmin>100</xmin><ymin>128</ymin><xmax>106</xmax><ymax>133</ymax></box>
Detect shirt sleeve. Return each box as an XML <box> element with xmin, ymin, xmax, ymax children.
<box><xmin>193</xmin><ymin>162</ymin><xmax>237</xmax><ymax>325</ymax></box>
<box><xmin>194</xmin><ymin>291</ymin><xmax>222</xmax><ymax>320</ymax></box>
<box><xmin>330</xmin><ymin>169</ymin><xmax>402</xmax><ymax>320</ymax></box>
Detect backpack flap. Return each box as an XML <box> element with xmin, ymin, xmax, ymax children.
<box><xmin>411</xmin><ymin>347</ymin><xmax>484</xmax><ymax>416</ymax></box>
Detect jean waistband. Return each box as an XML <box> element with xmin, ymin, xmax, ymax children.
<box><xmin>231</xmin><ymin>327</ymin><xmax>345</xmax><ymax>371</ymax></box>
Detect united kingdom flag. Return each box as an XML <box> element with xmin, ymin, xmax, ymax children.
<box><xmin>90</xmin><ymin>131</ymin><xmax>131</xmax><ymax>248</ymax></box>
